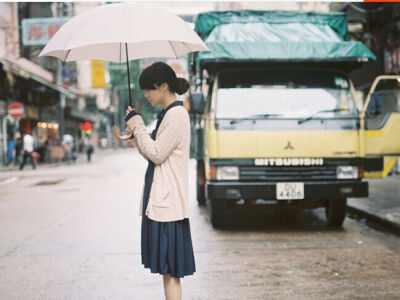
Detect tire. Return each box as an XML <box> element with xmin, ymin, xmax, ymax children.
<box><xmin>325</xmin><ymin>198</ymin><xmax>347</xmax><ymax>227</ymax></box>
<box><xmin>211</xmin><ymin>199</ymin><xmax>226</xmax><ymax>229</ymax></box>
<box><xmin>196</xmin><ymin>160</ymin><xmax>206</xmax><ymax>206</ymax></box>
<box><xmin>197</xmin><ymin>185</ymin><xmax>206</xmax><ymax>206</ymax></box>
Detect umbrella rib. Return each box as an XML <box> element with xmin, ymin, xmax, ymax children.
<box><xmin>169</xmin><ymin>40</ymin><xmax>178</xmax><ymax>58</ymax></box>
<box><xmin>63</xmin><ymin>49</ymin><xmax>71</xmax><ymax>63</ymax></box>
<box><xmin>182</xmin><ymin>42</ymin><xmax>191</xmax><ymax>53</ymax></box>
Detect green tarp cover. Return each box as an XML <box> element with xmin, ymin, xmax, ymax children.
<box><xmin>195</xmin><ymin>11</ymin><xmax>376</xmax><ymax>64</ymax></box>
<box><xmin>195</xmin><ymin>10</ymin><xmax>349</xmax><ymax>40</ymax></box>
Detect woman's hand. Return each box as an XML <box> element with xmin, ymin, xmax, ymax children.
<box><xmin>125</xmin><ymin>106</ymin><xmax>135</xmax><ymax>117</ymax></box>
<box><xmin>125</xmin><ymin>107</ymin><xmax>135</xmax><ymax>139</ymax></box>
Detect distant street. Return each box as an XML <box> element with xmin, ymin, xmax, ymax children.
<box><xmin>0</xmin><ymin>148</ymin><xmax>400</xmax><ymax>299</ymax></box>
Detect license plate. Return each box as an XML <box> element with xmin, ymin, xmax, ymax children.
<box><xmin>276</xmin><ymin>182</ymin><xmax>304</xmax><ymax>200</ymax></box>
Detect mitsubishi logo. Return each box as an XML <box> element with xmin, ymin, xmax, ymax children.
<box><xmin>284</xmin><ymin>141</ymin><xmax>294</xmax><ymax>150</ymax></box>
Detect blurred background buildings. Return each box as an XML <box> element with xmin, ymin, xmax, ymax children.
<box><xmin>0</xmin><ymin>1</ymin><xmax>398</xmax><ymax>167</ymax></box>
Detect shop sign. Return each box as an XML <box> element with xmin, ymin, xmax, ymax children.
<box><xmin>22</xmin><ymin>17</ymin><xmax>69</xmax><ymax>46</ymax></box>
<box><xmin>91</xmin><ymin>60</ymin><xmax>106</xmax><ymax>88</ymax></box>
<box><xmin>27</xmin><ymin>105</ymin><xmax>39</xmax><ymax>120</ymax></box>
<box><xmin>8</xmin><ymin>102</ymin><xmax>24</xmax><ymax>119</ymax></box>
<box><xmin>385</xmin><ymin>45</ymin><xmax>400</xmax><ymax>73</ymax></box>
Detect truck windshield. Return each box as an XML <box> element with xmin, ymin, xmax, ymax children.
<box><xmin>216</xmin><ymin>69</ymin><xmax>358</xmax><ymax>120</ymax></box>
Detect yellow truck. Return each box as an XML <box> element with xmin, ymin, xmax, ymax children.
<box><xmin>189</xmin><ymin>11</ymin><xmax>400</xmax><ymax>228</ymax></box>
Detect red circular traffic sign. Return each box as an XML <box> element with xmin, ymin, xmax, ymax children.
<box><xmin>8</xmin><ymin>102</ymin><xmax>24</xmax><ymax>119</ymax></box>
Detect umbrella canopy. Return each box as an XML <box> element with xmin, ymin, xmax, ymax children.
<box><xmin>39</xmin><ymin>3</ymin><xmax>209</xmax><ymax>62</ymax></box>
<box><xmin>39</xmin><ymin>2</ymin><xmax>209</xmax><ymax>141</ymax></box>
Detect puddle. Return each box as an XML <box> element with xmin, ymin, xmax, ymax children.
<box><xmin>32</xmin><ymin>179</ymin><xmax>64</xmax><ymax>186</ymax></box>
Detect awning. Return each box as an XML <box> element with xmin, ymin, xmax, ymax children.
<box><xmin>0</xmin><ymin>55</ymin><xmax>84</xmax><ymax>99</ymax></box>
<box><xmin>70</xmin><ymin>109</ymin><xmax>98</xmax><ymax>122</ymax></box>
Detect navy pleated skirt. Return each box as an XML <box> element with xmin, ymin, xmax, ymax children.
<box><xmin>141</xmin><ymin>161</ymin><xmax>196</xmax><ymax>278</ymax></box>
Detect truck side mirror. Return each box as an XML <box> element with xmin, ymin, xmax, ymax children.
<box><xmin>189</xmin><ymin>92</ymin><xmax>205</xmax><ymax>114</ymax></box>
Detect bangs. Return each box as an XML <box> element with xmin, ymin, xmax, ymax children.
<box><xmin>139</xmin><ymin>66</ymin><xmax>159</xmax><ymax>90</ymax></box>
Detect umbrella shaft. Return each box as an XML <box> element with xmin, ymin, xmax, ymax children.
<box><xmin>125</xmin><ymin>43</ymin><xmax>132</xmax><ymax>107</ymax></box>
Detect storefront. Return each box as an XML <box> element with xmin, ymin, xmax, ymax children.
<box><xmin>384</xmin><ymin>29</ymin><xmax>400</xmax><ymax>76</ymax></box>
<box><xmin>337</xmin><ymin>4</ymin><xmax>400</xmax><ymax>89</ymax></box>
<box><xmin>0</xmin><ymin>56</ymin><xmax>84</xmax><ymax>165</ymax></box>
<box><xmin>0</xmin><ymin>101</ymin><xmax>10</xmax><ymax>165</ymax></box>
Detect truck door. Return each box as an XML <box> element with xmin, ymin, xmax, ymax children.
<box><xmin>361</xmin><ymin>75</ymin><xmax>400</xmax><ymax>178</ymax></box>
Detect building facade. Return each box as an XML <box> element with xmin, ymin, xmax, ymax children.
<box><xmin>0</xmin><ymin>2</ymin><xmax>101</xmax><ymax>166</ymax></box>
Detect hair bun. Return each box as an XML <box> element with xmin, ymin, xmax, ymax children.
<box><xmin>175</xmin><ymin>78</ymin><xmax>190</xmax><ymax>95</ymax></box>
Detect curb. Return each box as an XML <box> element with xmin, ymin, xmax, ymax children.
<box><xmin>347</xmin><ymin>205</ymin><xmax>400</xmax><ymax>233</ymax></box>
<box><xmin>0</xmin><ymin>157</ymin><xmax>87</xmax><ymax>172</ymax></box>
<box><xmin>0</xmin><ymin>148</ymin><xmax>122</xmax><ymax>173</ymax></box>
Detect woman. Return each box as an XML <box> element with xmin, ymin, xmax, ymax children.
<box><xmin>125</xmin><ymin>62</ymin><xmax>195</xmax><ymax>300</ymax></box>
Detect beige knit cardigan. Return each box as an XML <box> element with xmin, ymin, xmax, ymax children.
<box><xmin>126</xmin><ymin>105</ymin><xmax>191</xmax><ymax>222</ymax></box>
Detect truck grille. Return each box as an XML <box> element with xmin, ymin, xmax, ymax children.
<box><xmin>239</xmin><ymin>166</ymin><xmax>337</xmax><ymax>181</ymax></box>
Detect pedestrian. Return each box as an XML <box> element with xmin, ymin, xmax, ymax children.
<box><xmin>83</xmin><ymin>134</ymin><xmax>94</xmax><ymax>162</ymax></box>
<box><xmin>62</xmin><ymin>133</ymin><xmax>74</xmax><ymax>164</ymax></box>
<box><xmin>13</xmin><ymin>132</ymin><xmax>23</xmax><ymax>167</ymax></box>
<box><xmin>6</xmin><ymin>138</ymin><xmax>15</xmax><ymax>167</ymax></box>
<box><xmin>125</xmin><ymin>62</ymin><xmax>195</xmax><ymax>300</ymax></box>
<box><xmin>71</xmin><ymin>144</ymin><xmax>77</xmax><ymax>163</ymax></box>
<box><xmin>20</xmin><ymin>131</ymin><xmax>36</xmax><ymax>170</ymax></box>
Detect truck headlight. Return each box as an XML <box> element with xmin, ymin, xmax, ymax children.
<box><xmin>217</xmin><ymin>166</ymin><xmax>239</xmax><ymax>180</ymax></box>
<box><xmin>336</xmin><ymin>166</ymin><xmax>358</xmax><ymax>179</ymax></box>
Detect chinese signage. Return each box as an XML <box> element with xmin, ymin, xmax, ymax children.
<box><xmin>22</xmin><ymin>17</ymin><xmax>69</xmax><ymax>46</ymax></box>
<box><xmin>91</xmin><ymin>60</ymin><xmax>106</xmax><ymax>88</ymax></box>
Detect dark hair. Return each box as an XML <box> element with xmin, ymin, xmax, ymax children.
<box><xmin>139</xmin><ymin>62</ymin><xmax>190</xmax><ymax>95</ymax></box>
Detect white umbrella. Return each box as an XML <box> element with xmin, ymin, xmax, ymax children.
<box><xmin>39</xmin><ymin>3</ymin><xmax>208</xmax><ymax>62</ymax></box>
<box><xmin>39</xmin><ymin>2</ymin><xmax>209</xmax><ymax>139</ymax></box>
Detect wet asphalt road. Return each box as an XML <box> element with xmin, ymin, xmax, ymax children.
<box><xmin>0</xmin><ymin>148</ymin><xmax>399</xmax><ymax>299</ymax></box>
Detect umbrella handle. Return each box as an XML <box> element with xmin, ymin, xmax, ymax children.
<box><xmin>113</xmin><ymin>125</ymin><xmax>133</xmax><ymax>141</ymax></box>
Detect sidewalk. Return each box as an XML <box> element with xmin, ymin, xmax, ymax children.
<box><xmin>348</xmin><ymin>175</ymin><xmax>400</xmax><ymax>230</ymax></box>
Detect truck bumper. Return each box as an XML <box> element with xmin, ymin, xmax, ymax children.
<box><xmin>206</xmin><ymin>181</ymin><xmax>368</xmax><ymax>200</ymax></box>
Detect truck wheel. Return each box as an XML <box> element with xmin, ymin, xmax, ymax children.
<box><xmin>211</xmin><ymin>199</ymin><xmax>225</xmax><ymax>229</ymax></box>
<box><xmin>197</xmin><ymin>184</ymin><xmax>206</xmax><ymax>206</ymax></box>
<box><xmin>325</xmin><ymin>198</ymin><xmax>347</xmax><ymax>227</ymax></box>
<box><xmin>197</xmin><ymin>160</ymin><xmax>206</xmax><ymax>206</ymax></box>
